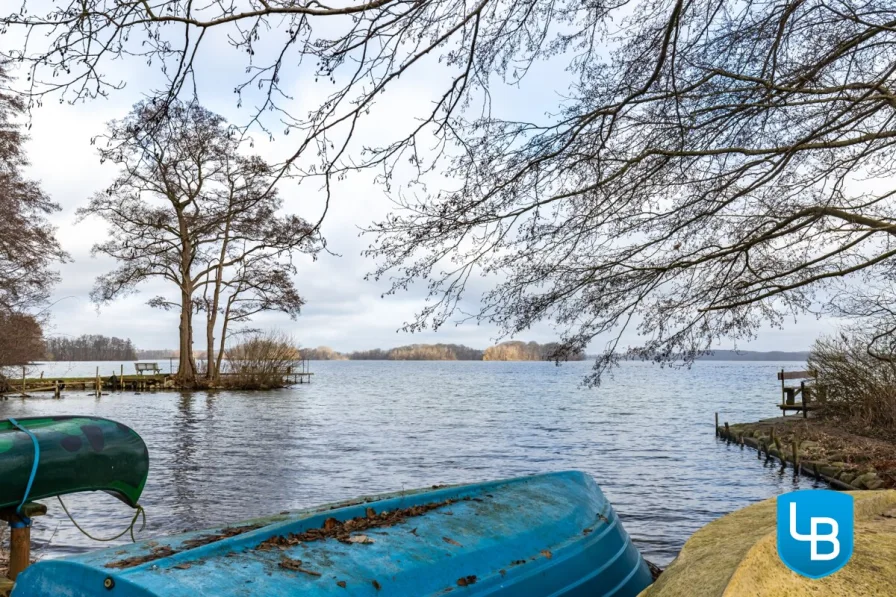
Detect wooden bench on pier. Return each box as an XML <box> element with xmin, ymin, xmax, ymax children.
<box><xmin>135</xmin><ymin>362</ymin><xmax>162</xmax><ymax>376</ymax></box>
<box><xmin>778</xmin><ymin>369</ymin><xmax>818</xmax><ymax>417</ymax></box>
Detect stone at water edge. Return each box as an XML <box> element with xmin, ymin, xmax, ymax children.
<box><xmin>639</xmin><ymin>490</ymin><xmax>896</xmax><ymax>597</ymax></box>
<box><xmin>852</xmin><ymin>473</ymin><xmax>878</xmax><ymax>490</ymax></box>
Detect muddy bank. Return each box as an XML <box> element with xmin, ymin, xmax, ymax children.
<box><xmin>717</xmin><ymin>416</ymin><xmax>896</xmax><ymax>490</ymax></box>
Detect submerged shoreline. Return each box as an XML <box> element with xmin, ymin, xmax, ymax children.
<box><xmin>717</xmin><ymin>416</ymin><xmax>895</xmax><ymax>491</ymax></box>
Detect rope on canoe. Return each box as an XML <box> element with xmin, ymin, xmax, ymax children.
<box><xmin>7</xmin><ymin>418</ymin><xmax>40</xmax><ymax>528</ymax></box>
<box><xmin>6</xmin><ymin>417</ymin><xmax>146</xmax><ymax>541</ymax></box>
<box><xmin>57</xmin><ymin>496</ymin><xmax>146</xmax><ymax>543</ymax></box>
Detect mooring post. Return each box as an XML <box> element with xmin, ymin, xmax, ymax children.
<box><xmin>53</xmin><ymin>379</ymin><xmax>60</xmax><ymax>399</ymax></box>
<box><xmin>723</xmin><ymin>422</ymin><xmax>729</xmax><ymax>442</ymax></box>
<box><xmin>801</xmin><ymin>380</ymin><xmax>808</xmax><ymax>419</ymax></box>
<box><xmin>0</xmin><ymin>502</ymin><xmax>47</xmax><ymax>582</ymax></box>
<box><xmin>20</xmin><ymin>366</ymin><xmax>25</xmax><ymax>397</ymax></box>
<box><xmin>714</xmin><ymin>412</ymin><xmax>718</xmax><ymax>436</ymax></box>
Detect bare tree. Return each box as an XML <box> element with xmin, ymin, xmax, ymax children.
<box><xmin>187</xmin><ymin>148</ymin><xmax>314</xmax><ymax>381</ymax></box>
<box><xmin>80</xmin><ymin>100</ymin><xmax>319</xmax><ymax>386</ymax></box>
<box><xmin>7</xmin><ymin>2</ymin><xmax>896</xmax><ymax>382</ymax></box>
<box><xmin>826</xmin><ymin>280</ymin><xmax>896</xmax><ymax>364</ymax></box>
<box><xmin>0</xmin><ymin>312</ymin><xmax>44</xmax><ymax>367</ymax></box>
<box><xmin>0</xmin><ymin>312</ymin><xmax>44</xmax><ymax>392</ymax></box>
<box><xmin>0</xmin><ymin>63</ymin><xmax>65</xmax><ymax>315</ymax></box>
<box><xmin>204</xmin><ymin>260</ymin><xmax>306</xmax><ymax>379</ymax></box>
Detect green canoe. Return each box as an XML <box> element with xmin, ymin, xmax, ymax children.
<box><xmin>0</xmin><ymin>416</ymin><xmax>149</xmax><ymax>509</ymax></box>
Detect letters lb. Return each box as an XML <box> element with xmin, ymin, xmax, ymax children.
<box><xmin>776</xmin><ymin>489</ymin><xmax>854</xmax><ymax>579</ymax></box>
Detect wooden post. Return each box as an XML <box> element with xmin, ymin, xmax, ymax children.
<box><xmin>53</xmin><ymin>379</ymin><xmax>60</xmax><ymax>399</ymax></box>
<box><xmin>95</xmin><ymin>366</ymin><xmax>100</xmax><ymax>397</ymax></box>
<box><xmin>0</xmin><ymin>502</ymin><xmax>47</xmax><ymax>581</ymax></box>
<box><xmin>8</xmin><ymin>525</ymin><xmax>30</xmax><ymax>581</ymax></box>
<box><xmin>714</xmin><ymin>412</ymin><xmax>719</xmax><ymax>436</ymax></box>
<box><xmin>801</xmin><ymin>381</ymin><xmax>807</xmax><ymax>419</ymax></box>
<box><xmin>781</xmin><ymin>368</ymin><xmax>785</xmax><ymax>406</ymax></box>
<box><xmin>792</xmin><ymin>440</ymin><xmax>799</xmax><ymax>468</ymax></box>
<box><xmin>21</xmin><ymin>366</ymin><xmax>25</xmax><ymax>397</ymax></box>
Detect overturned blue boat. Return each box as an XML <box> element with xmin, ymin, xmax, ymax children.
<box><xmin>12</xmin><ymin>471</ymin><xmax>652</xmax><ymax>596</ymax></box>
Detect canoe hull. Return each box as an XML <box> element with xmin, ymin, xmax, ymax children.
<box><xmin>13</xmin><ymin>471</ymin><xmax>652</xmax><ymax>596</ymax></box>
<box><xmin>0</xmin><ymin>416</ymin><xmax>148</xmax><ymax>509</ymax></box>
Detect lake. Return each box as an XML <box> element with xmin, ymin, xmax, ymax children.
<box><xmin>0</xmin><ymin>359</ymin><xmax>818</xmax><ymax>566</ymax></box>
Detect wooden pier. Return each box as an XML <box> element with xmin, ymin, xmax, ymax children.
<box><xmin>1</xmin><ymin>363</ymin><xmax>312</xmax><ymax>398</ymax></box>
<box><xmin>2</xmin><ymin>372</ymin><xmax>167</xmax><ymax>398</ymax></box>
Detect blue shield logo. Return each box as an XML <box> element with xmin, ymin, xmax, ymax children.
<box><xmin>777</xmin><ymin>490</ymin><xmax>853</xmax><ymax>579</ymax></box>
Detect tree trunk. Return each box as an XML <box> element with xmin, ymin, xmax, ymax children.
<box><xmin>205</xmin><ymin>317</ymin><xmax>216</xmax><ymax>381</ymax></box>
<box><xmin>215</xmin><ymin>294</ymin><xmax>236</xmax><ymax>377</ymax></box>
<box><xmin>177</xmin><ymin>288</ymin><xmax>197</xmax><ymax>386</ymax></box>
<box><xmin>205</xmin><ymin>218</ymin><xmax>232</xmax><ymax>382</ymax></box>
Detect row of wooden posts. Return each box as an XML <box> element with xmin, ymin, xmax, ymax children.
<box><xmin>715</xmin><ymin>412</ymin><xmax>799</xmax><ymax>466</ymax></box>
<box><xmin>714</xmin><ymin>412</ymin><xmax>853</xmax><ymax>491</ymax></box>
<box><xmin>6</xmin><ymin>365</ymin><xmax>161</xmax><ymax>400</ymax></box>
<box><xmin>16</xmin><ymin>366</ymin><xmax>105</xmax><ymax>398</ymax></box>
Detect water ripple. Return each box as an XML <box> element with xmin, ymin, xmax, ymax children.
<box><xmin>1</xmin><ymin>360</ymin><xmax>816</xmax><ymax>565</ymax></box>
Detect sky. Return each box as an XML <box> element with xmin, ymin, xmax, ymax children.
<box><xmin>9</xmin><ymin>12</ymin><xmax>837</xmax><ymax>353</ymax></box>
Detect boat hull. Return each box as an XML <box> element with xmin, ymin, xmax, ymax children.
<box><xmin>12</xmin><ymin>471</ymin><xmax>652</xmax><ymax>596</ymax></box>
<box><xmin>0</xmin><ymin>416</ymin><xmax>148</xmax><ymax>509</ymax></box>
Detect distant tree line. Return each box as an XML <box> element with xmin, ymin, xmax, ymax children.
<box><xmin>347</xmin><ymin>344</ymin><xmax>484</xmax><ymax>361</ymax></box>
<box><xmin>45</xmin><ymin>335</ymin><xmax>137</xmax><ymax>361</ymax></box>
<box><xmin>299</xmin><ymin>346</ymin><xmax>348</xmax><ymax>361</ymax></box>
<box><xmin>302</xmin><ymin>341</ymin><xmax>583</xmax><ymax>362</ymax></box>
<box><xmin>483</xmin><ymin>341</ymin><xmax>585</xmax><ymax>362</ymax></box>
<box><xmin>136</xmin><ymin>349</ymin><xmax>177</xmax><ymax>360</ymax></box>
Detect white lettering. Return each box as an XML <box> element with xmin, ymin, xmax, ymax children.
<box><xmin>789</xmin><ymin>502</ymin><xmax>840</xmax><ymax>561</ymax></box>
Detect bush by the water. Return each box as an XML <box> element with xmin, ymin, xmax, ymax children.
<box><xmin>222</xmin><ymin>332</ymin><xmax>301</xmax><ymax>390</ymax></box>
<box><xmin>808</xmin><ymin>332</ymin><xmax>896</xmax><ymax>430</ymax></box>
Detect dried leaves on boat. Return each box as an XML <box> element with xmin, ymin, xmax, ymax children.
<box><xmin>105</xmin><ymin>525</ymin><xmax>261</xmax><ymax>569</ymax></box>
<box><xmin>257</xmin><ymin>499</ymin><xmax>456</xmax><ymax>550</ymax></box>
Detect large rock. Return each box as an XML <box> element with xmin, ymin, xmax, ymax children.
<box><xmin>852</xmin><ymin>473</ymin><xmax>878</xmax><ymax>490</ymax></box>
<box><xmin>817</xmin><ymin>464</ymin><xmax>843</xmax><ymax>479</ymax></box>
<box><xmin>839</xmin><ymin>472</ymin><xmax>857</xmax><ymax>485</ymax></box>
<box><xmin>639</xmin><ymin>491</ymin><xmax>896</xmax><ymax>597</ymax></box>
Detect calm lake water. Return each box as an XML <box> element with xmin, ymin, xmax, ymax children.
<box><xmin>1</xmin><ymin>360</ymin><xmax>820</xmax><ymax>565</ymax></box>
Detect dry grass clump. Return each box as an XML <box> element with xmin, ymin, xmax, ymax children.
<box><xmin>221</xmin><ymin>331</ymin><xmax>301</xmax><ymax>390</ymax></box>
<box><xmin>808</xmin><ymin>332</ymin><xmax>896</xmax><ymax>431</ymax></box>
